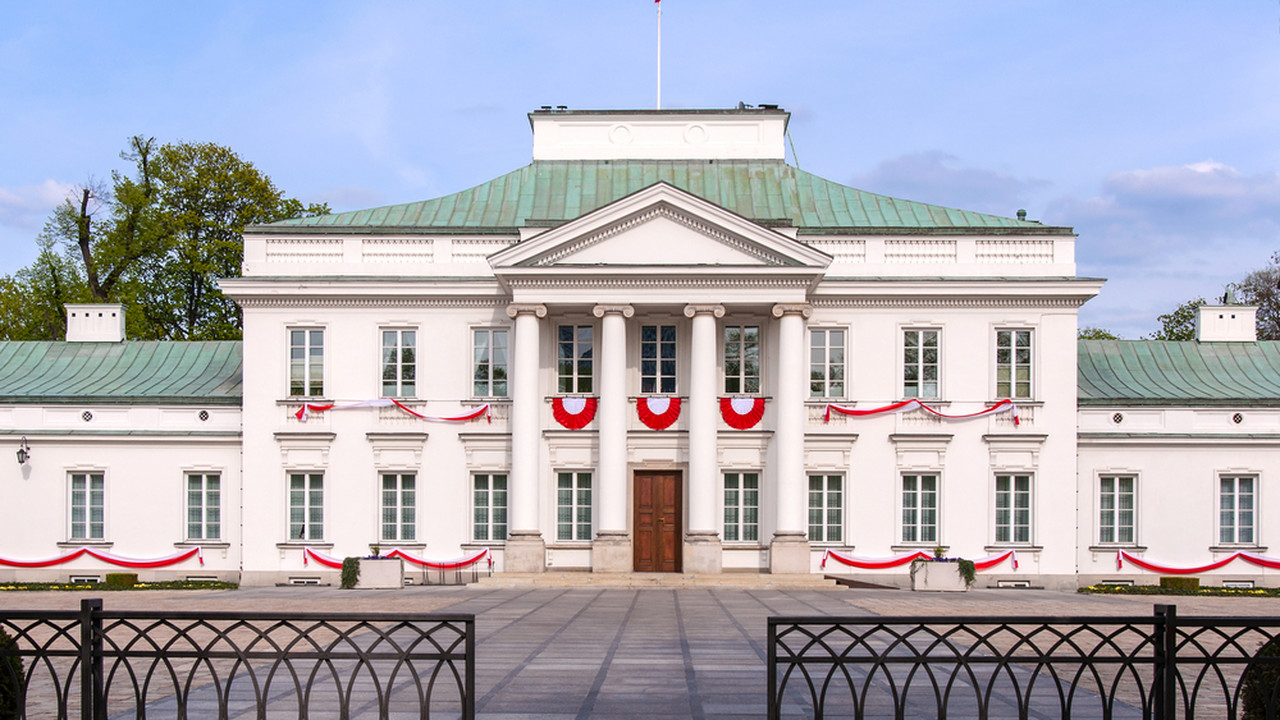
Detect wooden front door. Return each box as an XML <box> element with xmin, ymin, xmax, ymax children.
<box><xmin>633</xmin><ymin>471</ymin><xmax>682</xmax><ymax>572</ymax></box>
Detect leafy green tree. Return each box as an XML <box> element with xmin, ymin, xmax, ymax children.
<box><xmin>1146</xmin><ymin>298</ymin><xmax>1206</xmax><ymax>341</ymax></box>
<box><xmin>1233</xmin><ymin>252</ymin><xmax>1280</xmax><ymax>340</ymax></box>
<box><xmin>1078</xmin><ymin>327</ymin><xmax>1119</xmax><ymax>340</ymax></box>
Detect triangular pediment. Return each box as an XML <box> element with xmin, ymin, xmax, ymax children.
<box><xmin>489</xmin><ymin>182</ymin><xmax>831</xmax><ymax>271</ymax></box>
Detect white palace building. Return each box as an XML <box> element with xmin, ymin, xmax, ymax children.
<box><xmin>5</xmin><ymin>106</ymin><xmax>1280</xmax><ymax>589</ymax></box>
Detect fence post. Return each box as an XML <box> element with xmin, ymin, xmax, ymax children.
<box><xmin>464</xmin><ymin>617</ymin><xmax>476</xmax><ymax>720</ymax></box>
<box><xmin>79</xmin><ymin>598</ymin><xmax>103</xmax><ymax>720</ymax></box>
<box><xmin>1154</xmin><ymin>604</ymin><xmax>1177</xmax><ymax>720</ymax></box>
<box><xmin>767</xmin><ymin>619</ymin><xmax>778</xmax><ymax>720</ymax></box>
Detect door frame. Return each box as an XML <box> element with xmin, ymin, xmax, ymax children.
<box><xmin>632</xmin><ymin>469</ymin><xmax>683</xmax><ymax>572</ymax></box>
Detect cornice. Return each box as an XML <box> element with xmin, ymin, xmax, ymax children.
<box><xmin>236</xmin><ymin>297</ymin><xmax>508</xmax><ymax>309</ymax></box>
<box><xmin>811</xmin><ymin>297</ymin><xmax>1092</xmax><ymax>308</ymax></box>
<box><xmin>507</xmin><ymin>276</ymin><xmax>811</xmax><ymax>289</ymax></box>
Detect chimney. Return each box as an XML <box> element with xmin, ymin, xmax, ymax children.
<box><xmin>65</xmin><ymin>304</ymin><xmax>126</xmax><ymax>342</ymax></box>
<box><xmin>1196</xmin><ymin>302</ymin><xmax>1257</xmax><ymax>342</ymax></box>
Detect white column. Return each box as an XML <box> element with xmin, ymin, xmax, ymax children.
<box><xmin>683</xmin><ymin>303</ymin><xmax>724</xmax><ymax>573</ymax></box>
<box><xmin>505</xmin><ymin>303</ymin><xmax>547</xmax><ymax>572</ymax></box>
<box><xmin>591</xmin><ymin>303</ymin><xmax>633</xmax><ymax>572</ymax></box>
<box><xmin>770</xmin><ymin>303</ymin><xmax>812</xmax><ymax>573</ymax></box>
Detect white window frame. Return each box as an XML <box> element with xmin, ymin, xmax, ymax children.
<box><xmin>288</xmin><ymin>327</ymin><xmax>325</xmax><ymax>398</ymax></box>
<box><xmin>723</xmin><ymin>471</ymin><xmax>761</xmax><ymax>543</ymax></box>
<box><xmin>380</xmin><ymin>328</ymin><xmax>417</xmax><ymax>398</ymax></box>
<box><xmin>472</xmin><ymin>328</ymin><xmax>509</xmax><ymax>399</ymax></box>
<box><xmin>185</xmin><ymin>472</ymin><xmax>221</xmax><ymax>541</ymax></box>
<box><xmin>1098</xmin><ymin>474</ymin><xmax>1137</xmax><ymax>545</ymax></box>
<box><xmin>380</xmin><ymin>472</ymin><xmax>416</xmax><ymax>542</ymax></box>
<box><xmin>723</xmin><ymin>324</ymin><xmax>762</xmax><ymax>395</ymax></box>
<box><xmin>900</xmin><ymin>473</ymin><xmax>939</xmax><ymax>544</ymax></box>
<box><xmin>556</xmin><ymin>324</ymin><xmax>594</xmax><ymax>395</ymax></box>
<box><xmin>994</xmin><ymin>473</ymin><xmax>1032</xmax><ymax>545</ymax></box>
<box><xmin>808</xmin><ymin>474</ymin><xmax>844</xmax><ymax>544</ymax></box>
<box><xmin>640</xmin><ymin>324</ymin><xmax>679</xmax><ymax>395</ymax></box>
<box><xmin>556</xmin><ymin>471</ymin><xmax>593</xmax><ymax>541</ymax></box>
<box><xmin>69</xmin><ymin>471</ymin><xmax>105</xmax><ymax>541</ymax></box>
<box><xmin>995</xmin><ymin>328</ymin><xmax>1034</xmax><ymax>400</ymax></box>
<box><xmin>809</xmin><ymin>328</ymin><xmax>847</xmax><ymax>400</ymax></box>
<box><xmin>902</xmin><ymin>328</ymin><xmax>941</xmax><ymax>400</ymax></box>
<box><xmin>288</xmin><ymin>472</ymin><xmax>325</xmax><ymax>541</ymax></box>
<box><xmin>472</xmin><ymin>473</ymin><xmax>509</xmax><ymax>543</ymax></box>
<box><xmin>1218</xmin><ymin>473</ymin><xmax>1258</xmax><ymax>546</ymax></box>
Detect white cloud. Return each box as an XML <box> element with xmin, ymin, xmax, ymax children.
<box><xmin>0</xmin><ymin>179</ymin><xmax>76</xmax><ymax>223</ymax></box>
<box><xmin>850</xmin><ymin>151</ymin><xmax>1051</xmax><ymax>218</ymax></box>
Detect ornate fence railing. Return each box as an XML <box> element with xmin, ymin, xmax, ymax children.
<box><xmin>769</xmin><ymin>605</ymin><xmax>1280</xmax><ymax>719</ymax></box>
<box><xmin>0</xmin><ymin>598</ymin><xmax>475</xmax><ymax>719</ymax></box>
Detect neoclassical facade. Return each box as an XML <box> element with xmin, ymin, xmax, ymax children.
<box><xmin>3</xmin><ymin>107</ymin><xmax>1279</xmax><ymax>589</ymax></box>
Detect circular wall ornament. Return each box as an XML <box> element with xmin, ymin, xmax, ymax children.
<box><xmin>1233</xmin><ymin>412</ymin><xmax>1244</xmax><ymax>424</ymax></box>
<box><xmin>199</xmin><ymin>410</ymin><xmax>210</xmax><ymax>422</ymax></box>
<box><xmin>82</xmin><ymin>411</ymin><xmax>93</xmax><ymax>423</ymax></box>
<box><xmin>684</xmin><ymin>124</ymin><xmax>708</xmax><ymax>144</ymax></box>
<box><xmin>609</xmin><ymin>124</ymin><xmax>633</xmax><ymax>145</ymax></box>
<box><xmin>1112</xmin><ymin>412</ymin><xmax>1123</xmax><ymax>424</ymax></box>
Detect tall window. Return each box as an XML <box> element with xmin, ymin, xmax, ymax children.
<box><xmin>186</xmin><ymin>473</ymin><xmax>221</xmax><ymax>541</ymax></box>
<box><xmin>288</xmin><ymin>473</ymin><xmax>324</xmax><ymax>541</ymax></box>
<box><xmin>381</xmin><ymin>473</ymin><xmax>416</xmax><ymax>542</ymax></box>
<box><xmin>996</xmin><ymin>330</ymin><xmax>1032</xmax><ymax>399</ymax></box>
<box><xmin>69</xmin><ymin>472</ymin><xmax>104</xmax><ymax>540</ymax></box>
<box><xmin>808</xmin><ymin>474</ymin><xmax>843</xmax><ymax>544</ymax></box>
<box><xmin>901</xmin><ymin>474</ymin><xmax>938</xmax><ymax>543</ymax></box>
<box><xmin>1099</xmin><ymin>475</ymin><xmax>1135</xmax><ymax>544</ymax></box>
<box><xmin>381</xmin><ymin>330</ymin><xmax>417</xmax><ymax>397</ymax></box>
<box><xmin>289</xmin><ymin>329</ymin><xmax>324</xmax><ymax>397</ymax></box>
<box><xmin>994</xmin><ymin>474</ymin><xmax>1032</xmax><ymax>544</ymax></box>
<box><xmin>724</xmin><ymin>325</ymin><xmax>761</xmax><ymax>394</ymax></box>
<box><xmin>902</xmin><ymin>330</ymin><xmax>939</xmax><ymax>399</ymax></box>
<box><xmin>473</xmin><ymin>473</ymin><xmax>508</xmax><ymax>542</ymax></box>
<box><xmin>557</xmin><ymin>325</ymin><xmax>594</xmax><ymax>394</ymax></box>
<box><xmin>723</xmin><ymin>472</ymin><xmax>760</xmax><ymax>542</ymax></box>
<box><xmin>1220</xmin><ymin>475</ymin><xmax>1256</xmax><ymax>545</ymax></box>
<box><xmin>641</xmin><ymin>325</ymin><xmax>677</xmax><ymax>394</ymax></box>
<box><xmin>557</xmin><ymin>471</ymin><xmax>592</xmax><ymax>541</ymax></box>
<box><xmin>809</xmin><ymin>329</ymin><xmax>846</xmax><ymax>399</ymax></box>
<box><xmin>473</xmin><ymin>329</ymin><xmax>509</xmax><ymax>398</ymax></box>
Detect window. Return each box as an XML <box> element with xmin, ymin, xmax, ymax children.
<box><xmin>69</xmin><ymin>472</ymin><xmax>104</xmax><ymax>540</ymax></box>
<box><xmin>289</xmin><ymin>329</ymin><xmax>324</xmax><ymax>397</ymax></box>
<box><xmin>641</xmin><ymin>325</ymin><xmax>677</xmax><ymax>394</ymax></box>
<box><xmin>556</xmin><ymin>471</ymin><xmax>592</xmax><ymax>541</ymax></box>
<box><xmin>1099</xmin><ymin>475</ymin><xmax>1135</xmax><ymax>544</ymax></box>
<box><xmin>809</xmin><ymin>329</ymin><xmax>846</xmax><ymax>399</ymax></box>
<box><xmin>996</xmin><ymin>330</ymin><xmax>1032</xmax><ymax>399</ymax></box>
<box><xmin>473</xmin><ymin>473</ymin><xmax>508</xmax><ymax>542</ymax></box>
<box><xmin>724</xmin><ymin>325</ymin><xmax>761</xmax><ymax>394</ymax></box>
<box><xmin>994</xmin><ymin>474</ymin><xmax>1031</xmax><ymax>544</ymax></box>
<box><xmin>1220</xmin><ymin>475</ymin><xmax>1257</xmax><ymax>545</ymax></box>
<box><xmin>723</xmin><ymin>472</ymin><xmax>760</xmax><ymax>542</ymax></box>
<box><xmin>557</xmin><ymin>325</ymin><xmax>594</xmax><ymax>394</ymax></box>
<box><xmin>381</xmin><ymin>473</ymin><xmax>416</xmax><ymax>542</ymax></box>
<box><xmin>473</xmin><ymin>329</ymin><xmax>509</xmax><ymax>398</ymax></box>
<box><xmin>901</xmin><ymin>474</ymin><xmax>938</xmax><ymax>543</ymax></box>
<box><xmin>381</xmin><ymin>330</ymin><xmax>416</xmax><ymax>397</ymax></box>
<box><xmin>808</xmin><ymin>474</ymin><xmax>843</xmax><ymax>544</ymax></box>
<box><xmin>186</xmin><ymin>473</ymin><xmax>221</xmax><ymax>541</ymax></box>
<box><xmin>288</xmin><ymin>473</ymin><xmax>324</xmax><ymax>541</ymax></box>
<box><xmin>902</xmin><ymin>330</ymin><xmax>939</xmax><ymax>399</ymax></box>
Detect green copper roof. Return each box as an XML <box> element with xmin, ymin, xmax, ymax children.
<box><xmin>0</xmin><ymin>341</ymin><xmax>242</xmax><ymax>405</ymax></box>
<box><xmin>267</xmin><ymin>161</ymin><xmax>1063</xmax><ymax>233</ymax></box>
<box><xmin>1078</xmin><ymin>340</ymin><xmax>1280</xmax><ymax>406</ymax></box>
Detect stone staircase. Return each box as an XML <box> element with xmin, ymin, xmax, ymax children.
<box><xmin>475</xmin><ymin>571</ymin><xmax>842</xmax><ymax>589</ymax></box>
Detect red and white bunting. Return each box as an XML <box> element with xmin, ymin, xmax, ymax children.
<box><xmin>302</xmin><ymin>547</ymin><xmax>492</xmax><ymax>572</ymax></box>
<box><xmin>295</xmin><ymin>399</ymin><xmax>490</xmax><ymax>423</ymax></box>
<box><xmin>1116</xmin><ymin>549</ymin><xmax>1280</xmax><ymax>574</ymax></box>
<box><xmin>637</xmin><ymin>397</ymin><xmax>681</xmax><ymax>430</ymax></box>
<box><xmin>720</xmin><ymin>397</ymin><xmax>765</xmax><ymax>430</ymax></box>
<box><xmin>824</xmin><ymin>398</ymin><xmax>1019</xmax><ymax>426</ymax></box>
<box><xmin>820</xmin><ymin>548</ymin><xmax>1018</xmax><ymax>572</ymax></box>
<box><xmin>0</xmin><ymin>546</ymin><xmax>203</xmax><ymax>569</ymax></box>
<box><xmin>552</xmin><ymin>397</ymin><xmax>597</xmax><ymax>429</ymax></box>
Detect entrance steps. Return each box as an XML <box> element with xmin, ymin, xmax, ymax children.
<box><xmin>475</xmin><ymin>571</ymin><xmax>841</xmax><ymax>589</ymax></box>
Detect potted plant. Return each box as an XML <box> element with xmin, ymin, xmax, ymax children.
<box><xmin>910</xmin><ymin>546</ymin><xmax>976</xmax><ymax>592</ymax></box>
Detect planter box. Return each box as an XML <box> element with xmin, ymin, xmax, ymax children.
<box><xmin>911</xmin><ymin>561</ymin><xmax>970</xmax><ymax>592</ymax></box>
<box><xmin>355</xmin><ymin>558</ymin><xmax>404</xmax><ymax>589</ymax></box>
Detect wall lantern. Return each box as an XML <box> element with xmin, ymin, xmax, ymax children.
<box><xmin>16</xmin><ymin>437</ymin><xmax>30</xmax><ymax>465</ymax></box>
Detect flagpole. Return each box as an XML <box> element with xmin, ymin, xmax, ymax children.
<box><xmin>656</xmin><ymin>0</ymin><xmax>662</xmax><ymax>110</ymax></box>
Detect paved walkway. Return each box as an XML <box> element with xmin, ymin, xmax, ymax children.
<box><xmin>5</xmin><ymin>585</ymin><xmax>1280</xmax><ymax>718</ymax></box>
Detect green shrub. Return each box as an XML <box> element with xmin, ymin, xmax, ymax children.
<box><xmin>1242</xmin><ymin>637</ymin><xmax>1280</xmax><ymax>719</ymax></box>
<box><xmin>340</xmin><ymin>558</ymin><xmax>360</xmax><ymax>589</ymax></box>
<box><xmin>1159</xmin><ymin>576</ymin><xmax>1200</xmax><ymax>592</ymax></box>
<box><xmin>103</xmin><ymin>573</ymin><xmax>138</xmax><ymax>589</ymax></box>
<box><xmin>957</xmin><ymin>559</ymin><xmax>976</xmax><ymax>588</ymax></box>
<box><xmin>0</xmin><ymin>627</ymin><xmax>23</xmax><ymax>720</ymax></box>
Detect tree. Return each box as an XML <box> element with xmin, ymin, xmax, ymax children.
<box><xmin>1146</xmin><ymin>298</ymin><xmax>1206</xmax><ymax>341</ymax></box>
<box><xmin>1078</xmin><ymin>327</ymin><xmax>1119</xmax><ymax>340</ymax></box>
<box><xmin>1232</xmin><ymin>252</ymin><xmax>1280</xmax><ymax>340</ymax></box>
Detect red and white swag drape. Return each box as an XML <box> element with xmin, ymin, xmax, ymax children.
<box><xmin>720</xmin><ymin>397</ymin><xmax>765</xmax><ymax>429</ymax></box>
<box><xmin>824</xmin><ymin>398</ymin><xmax>1020</xmax><ymax>426</ymax></box>
<box><xmin>821</xmin><ymin>548</ymin><xmax>1019</xmax><ymax>572</ymax></box>
<box><xmin>0</xmin><ymin>546</ymin><xmax>203</xmax><ymax>569</ymax></box>
<box><xmin>295</xmin><ymin>399</ymin><xmax>490</xmax><ymax>423</ymax></box>
<box><xmin>302</xmin><ymin>547</ymin><xmax>492</xmax><ymax>571</ymax></box>
<box><xmin>1115</xmin><ymin>549</ymin><xmax>1280</xmax><ymax>574</ymax></box>
<box><xmin>637</xmin><ymin>397</ymin><xmax>681</xmax><ymax>430</ymax></box>
<box><xmin>552</xmin><ymin>397</ymin><xmax>598</xmax><ymax>429</ymax></box>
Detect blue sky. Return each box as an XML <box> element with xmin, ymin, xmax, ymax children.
<box><xmin>2</xmin><ymin>2</ymin><xmax>1278</xmax><ymax>338</ymax></box>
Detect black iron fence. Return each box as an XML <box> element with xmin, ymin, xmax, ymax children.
<box><xmin>0</xmin><ymin>598</ymin><xmax>475</xmax><ymax>719</ymax></box>
<box><xmin>769</xmin><ymin>605</ymin><xmax>1280</xmax><ymax>719</ymax></box>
